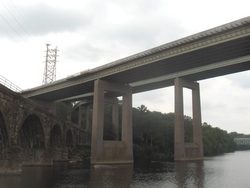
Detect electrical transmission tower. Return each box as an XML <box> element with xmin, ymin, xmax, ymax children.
<box><xmin>42</xmin><ymin>44</ymin><xmax>59</xmax><ymax>85</ymax></box>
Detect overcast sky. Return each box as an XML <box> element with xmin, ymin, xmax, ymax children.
<box><xmin>0</xmin><ymin>0</ymin><xmax>250</xmax><ymax>134</ymax></box>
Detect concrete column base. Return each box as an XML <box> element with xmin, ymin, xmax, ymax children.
<box><xmin>92</xmin><ymin>141</ymin><xmax>133</xmax><ymax>164</ymax></box>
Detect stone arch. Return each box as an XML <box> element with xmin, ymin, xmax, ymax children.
<box><xmin>18</xmin><ymin>114</ymin><xmax>45</xmax><ymax>149</ymax></box>
<box><xmin>0</xmin><ymin>109</ymin><xmax>9</xmax><ymax>151</ymax></box>
<box><xmin>66</xmin><ymin>129</ymin><xmax>73</xmax><ymax>148</ymax></box>
<box><xmin>50</xmin><ymin>124</ymin><xmax>63</xmax><ymax>148</ymax></box>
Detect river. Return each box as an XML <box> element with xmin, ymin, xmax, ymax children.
<box><xmin>0</xmin><ymin>150</ymin><xmax>249</xmax><ymax>188</ymax></box>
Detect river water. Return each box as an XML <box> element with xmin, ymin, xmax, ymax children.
<box><xmin>1</xmin><ymin>150</ymin><xmax>250</xmax><ymax>188</ymax></box>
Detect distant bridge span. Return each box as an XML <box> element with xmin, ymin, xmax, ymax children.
<box><xmin>21</xmin><ymin>17</ymin><xmax>250</xmax><ymax>163</ymax></box>
<box><xmin>234</xmin><ymin>138</ymin><xmax>250</xmax><ymax>145</ymax></box>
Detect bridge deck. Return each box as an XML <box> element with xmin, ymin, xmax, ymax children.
<box><xmin>21</xmin><ymin>17</ymin><xmax>250</xmax><ymax>102</ymax></box>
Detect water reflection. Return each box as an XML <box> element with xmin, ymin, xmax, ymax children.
<box><xmin>90</xmin><ymin>164</ymin><xmax>133</xmax><ymax>188</ymax></box>
<box><xmin>0</xmin><ymin>165</ymin><xmax>54</xmax><ymax>188</ymax></box>
<box><xmin>1</xmin><ymin>151</ymin><xmax>250</xmax><ymax>188</ymax></box>
<box><xmin>174</xmin><ymin>161</ymin><xmax>204</xmax><ymax>188</ymax></box>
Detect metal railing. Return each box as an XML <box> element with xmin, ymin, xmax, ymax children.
<box><xmin>0</xmin><ymin>75</ymin><xmax>22</xmax><ymax>92</ymax></box>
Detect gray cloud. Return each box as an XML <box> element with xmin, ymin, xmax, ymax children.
<box><xmin>105</xmin><ymin>15</ymin><xmax>187</xmax><ymax>51</ymax></box>
<box><xmin>226</xmin><ymin>71</ymin><xmax>250</xmax><ymax>89</ymax></box>
<box><xmin>62</xmin><ymin>17</ymin><xmax>187</xmax><ymax>65</ymax></box>
<box><xmin>0</xmin><ymin>2</ymin><xmax>92</xmax><ymax>40</ymax></box>
<box><xmin>62</xmin><ymin>42</ymin><xmax>109</xmax><ymax>64</ymax></box>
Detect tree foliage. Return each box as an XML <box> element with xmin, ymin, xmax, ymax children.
<box><xmin>202</xmin><ymin>122</ymin><xmax>235</xmax><ymax>155</ymax></box>
<box><xmin>57</xmin><ymin>102</ymin><xmax>249</xmax><ymax>159</ymax></box>
<box><xmin>132</xmin><ymin>105</ymin><xmax>240</xmax><ymax>158</ymax></box>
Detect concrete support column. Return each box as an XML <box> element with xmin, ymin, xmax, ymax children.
<box><xmin>122</xmin><ymin>87</ymin><xmax>133</xmax><ymax>160</ymax></box>
<box><xmin>174</xmin><ymin>78</ymin><xmax>203</xmax><ymax>161</ymax></box>
<box><xmin>86</xmin><ymin>106</ymin><xmax>90</xmax><ymax>132</ymax></box>
<box><xmin>91</xmin><ymin>79</ymin><xmax>105</xmax><ymax>163</ymax></box>
<box><xmin>78</xmin><ymin>105</ymin><xmax>82</xmax><ymax>127</ymax></box>
<box><xmin>112</xmin><ymin>99</ymin><xmax>119</xmax><ymax>141</ymax></box>
<box><xmin>91</xmin><ymin>79</ymin><xmax>133</xmax><ymax>164</ymax></box>
<box><xmin>174</xmin><ymin>78</ymin><xmax>185</xmax><ymax>160</ymax></box>
<box><xmin>192</xmin><ymin>82</ymin><xmax>204</xmax><ymax>158</ymax></box>
<box><xmin>65</xmin><ymin>102</ymin><xmax>72</xmax><ymax>121</ymax></box>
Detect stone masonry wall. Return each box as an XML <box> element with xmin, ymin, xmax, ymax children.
<box><xmin>0</xmin><ymin>84</ymin><xmax>82</xmax><ymax>175</ymax></box>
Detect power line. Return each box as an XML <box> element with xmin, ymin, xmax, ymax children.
<box><xmin>0</xmin><ymin>24</ymin><xmax>19</xmax><ymax>43</ymax></box>
<box><xmin>0</xmin><ymin>13</ymin><xmax>26</xmax><ymax>42</ymax></box>
<box><xmin>8</xmin><ymin>0</ymin><xmax>39</xmax><ymax>38</ymax></box>
<box><xmin>28</xmin><ymin>3</ymin><xmax>45</xmax><ymax>32</ymax></box>
<box><xmin>0</xmin><ymin>0</ymin><xmax>35</xmax><ymax>41</ymax></box>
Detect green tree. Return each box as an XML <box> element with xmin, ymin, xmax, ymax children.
<box><xmin>103</xmin><ymin>103</ymin><xmax>116</xmax><ymax>140</ymax></box>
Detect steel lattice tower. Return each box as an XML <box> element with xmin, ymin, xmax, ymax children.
<box><xmin>42</xmin><ymin>44</ymin><xmax>59</xmax><ymax>85</ymax></box>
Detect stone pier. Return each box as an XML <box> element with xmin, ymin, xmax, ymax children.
<box><xmin>0</xmin><ymin>84</ymin><xmax>81</xmax><ymax>175</ymax></box>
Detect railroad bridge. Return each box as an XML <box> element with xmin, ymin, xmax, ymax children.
<box><xmin>0</xmin><ymin>84</ymin><xmax>84</xmax><ymax>175</ymax></box>
<box><xmin>234</xmin><ymin>138</ymin><xmax>250</xmax><ymax>145</ymax></box>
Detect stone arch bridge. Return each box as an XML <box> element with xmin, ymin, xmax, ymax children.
<box><xmin>0</xmin><ymin>84</ymin><xmax>85</xmax><ymax>175</ymax></box>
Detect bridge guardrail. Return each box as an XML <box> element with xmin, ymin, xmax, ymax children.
<box><xmin>0</xmin><ymin>75</ymin><xmax>22</xmax><ymax>92</ymax></box>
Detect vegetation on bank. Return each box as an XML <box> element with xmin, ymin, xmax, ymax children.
<box><xmin>56</xmin><ymin>102</ymin><xmax>250</xmax><ymax>159</ymax></box>
<box><xmin>132</xmin><ymin>105</ymin><xmax>239</xmax><ymax>158</ymax></box>
<box><xmin>69</xmin><ymin>144</ymin><xmax>91</xmax><ymax>159</ymax></box>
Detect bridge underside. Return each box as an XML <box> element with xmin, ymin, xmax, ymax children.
<box><xmin>20</xmin><ymin>17</ymin><xmax>250</xmax><ymax>163</ymax></box>
<box><xmin>22</xmin><ymin>32</ymin><xmax>250</xmax><ymax>102</ymax></box>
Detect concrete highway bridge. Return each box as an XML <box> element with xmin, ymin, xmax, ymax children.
<box><xmin>1</xmin><ymin>16</ymin><xmax>250</xmax><ymax>174</ymax></box>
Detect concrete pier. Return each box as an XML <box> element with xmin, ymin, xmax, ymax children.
<box><xmin>174</xmin><ymin>78</ymin><xmax>203</xmax><ymax>161</ymax></box>
<box><xmin>91</xmin><ymin>79</ymin><xmax>133</xmax><ymax>164</ymax></box>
